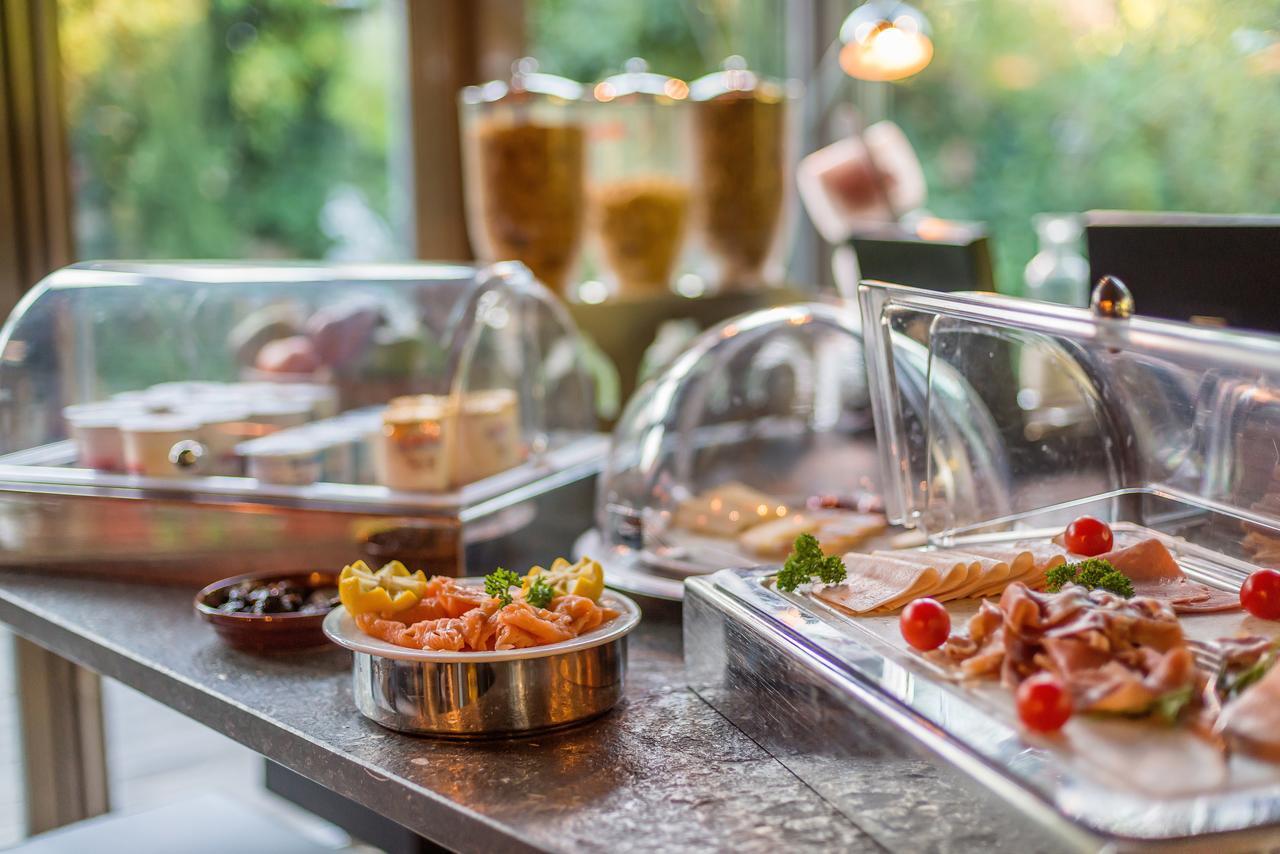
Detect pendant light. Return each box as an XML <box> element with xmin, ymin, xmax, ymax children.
<box><xmin>838</xmin><ymin>0</ymin><xmax>934</xmax><ymax>82</ymax></box>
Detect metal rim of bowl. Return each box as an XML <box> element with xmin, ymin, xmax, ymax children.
<box><xmin>194</xmin><ymin>569</ymin><xmax>339</xmax><ymax>621</ymax></box>
<box><xmin>322</xmin><ymin>581</ymin><xmax>641</xmax><ymax>663</ymax></box>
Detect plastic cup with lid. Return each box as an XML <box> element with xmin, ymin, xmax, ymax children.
<box><xmin>120</xmin><ymin>414</ymin><xmax>204</xmax><ymax>477</ymax></box>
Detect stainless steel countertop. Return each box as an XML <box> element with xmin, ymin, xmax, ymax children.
<box><xmin>0</xmin><ymin>570</ymin><xmax>879</xmax><ymax>853</ymax></box>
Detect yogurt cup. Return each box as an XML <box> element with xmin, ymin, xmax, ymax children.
<box><xmin>305</xmin><ymin>425</ymin><xmax>356</xmax><ymax>483</ymax></box>
<box><xmin>247</xmin><ymin>398</ymin><xmax>313</xmax><ymax>429</ymax></box>
<box><xmin>374</xmin><ymin>399</ymin><xmax>455</xmax><ymax>491</ymax></box>
<box><xmin>148</xmin><ymin>381</ymin><xmax>231</xmax><ymax>399</ymax></box>
<box><xmin>190</xmin><ymin>404</ymin><xmax>254</xmax><ymax>476</ymax></box>
<box><xmin>241</xmin><ymin>437</ymin><xmax>324</xmax><ymax>486</ymax></box>
<box><xmin>275</xmin><ymin>383</ymin><xmax>340</xmax><ymax>419</ymax></box>
<box><xmin>120</xmin><ymin>415</ymin><xmax>203</xmax><ymax>477</ymax></box>
<box><xmin>63</xmin><ymin>403</ymin><xmax>138</xmax><ymax>471</ymax></box>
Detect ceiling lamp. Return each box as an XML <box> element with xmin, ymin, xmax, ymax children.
<box><xmin>838</xmin><ymin>0</ymin><xmax>934</xmax><ymax>82</ymax></box>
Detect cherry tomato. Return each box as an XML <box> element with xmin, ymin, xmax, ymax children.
<box><xmin>1241</xmin><ymin>569</ymin><xmax>1280</xmax><ymax>620</ymax></box>
<box><xmin>1016</xmin><ymin>673</ymin><xmax>1073</xmax><ymax>733</ymax></box>
<box><xmin>1063</xmin><ymin>515</ymin><xmax>1113</xmax><ymax>557</ymax></box>
<box><xmin>899</xmin><ymin>598</ymin><xmax>951</xmax><ymax>651</ymax></box>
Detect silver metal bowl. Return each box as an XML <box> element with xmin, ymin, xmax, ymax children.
<box><xmin>323</xmin><ymin>588</ymin><xmax>641</xmax><ymax>737</ymax></box>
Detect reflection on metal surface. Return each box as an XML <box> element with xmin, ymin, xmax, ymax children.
<box><xmin>352</xmin><ymin>638</ymin><xmax>628</xmax><ymax>738</ymax></box>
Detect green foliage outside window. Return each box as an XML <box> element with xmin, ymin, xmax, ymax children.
<box><xmin>60</xmin><ymin>0</ymin><xmax>409</xmax><ymax>261</ymax></box>
<box><xmin>532</xmin><ymin>0</ymin><xmax>1280</xmax><ymax>292</ymax></box>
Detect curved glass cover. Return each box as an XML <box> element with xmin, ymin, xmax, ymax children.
<box><xmin>0</xmin><ymin>261</ymin><xmax>600</xmax><ymax>511</ymax></box>
<box><xmin>596</xmin><ymin>301</ymin><xmax>1004</xmax><ymax>575</ymax></box>
<box><xmin>860</xmin><ymin>280</ymin><xmax>1280</xmax><ymax>567</ymax></box>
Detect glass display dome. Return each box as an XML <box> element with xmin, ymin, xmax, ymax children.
<box><xmin>0</xmin><ymin>260</ymin><xmax>605</xmax><ymax>579</ymax></box>
<box><xmin>584</xmin><ymin>300</ymin><xmax>1005</xmax><ymax>599</ymax></box>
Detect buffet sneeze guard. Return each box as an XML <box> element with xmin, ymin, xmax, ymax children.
<box><xmin>685</xmin><ymin>280</ymin><xmax>1280</xmax><ymax>848</ymax></box>
<box><xmin>583</xmin><ymin>299</ymin><xmax>1006</xmax><ymax>601</ymax></box>
<box><xmin>0</xmin><ymin>261</ymin><xmax>606</xmax><ymax>581</ymax></box>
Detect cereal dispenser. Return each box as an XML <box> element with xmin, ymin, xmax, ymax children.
<box><xmin>689</xmin><ymin>57</ymin><xmax>797</xmax><ymax>291</ymax></box>
<box><xmin>459</xmin><ymin>60</ymin><xmax>587</xmax><ymax>296</ymax></box>
<box><xmin>587</xmin><ymin>59</ymin><xmax>691</xmax><ymax>297</ymax></box>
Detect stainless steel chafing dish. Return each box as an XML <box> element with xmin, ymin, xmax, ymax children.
<box><xmin>324</xmin><ymin>583</ymin><xmax>640</xmax><ymax>737</ymax></box>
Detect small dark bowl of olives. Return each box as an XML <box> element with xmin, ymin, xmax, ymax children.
<box><xmin>195</xmin><ymin>571</ymin><xmax>340</xmax><ymax>652</ymax></box>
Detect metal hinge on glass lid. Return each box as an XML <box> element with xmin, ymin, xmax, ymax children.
<box><xmin>684</xmin><ymin>278</ymin><xmax>1280</xmax><ymax>848</ymax></box>
<box><xmin>575</xmin><ymin>301</ymin><xmax>952</xmax><ymax>604</ymax></box>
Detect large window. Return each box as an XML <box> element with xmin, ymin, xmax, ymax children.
<box><xmin>531</xmin><ymin>0</ymin><xmax>1279</xmax><ymax>292</ymax></box>
<box><xmin>891</xmin><ymin>0</ymin><xmax>1280</xmax><ymax>289</ymax></box>
<box><xmin>59</xmin><ymin>0</ymin><xmax>413</xmax><ymax>261</ymax></box>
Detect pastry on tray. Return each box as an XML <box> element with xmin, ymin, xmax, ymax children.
<box><xmin>740</xmin><ymin>508</ymin><xmax>887</xmax><ymax>559</ymax></box>
<box><xmin>673</xmin><ymin>481</ymin><xmax>779</xmax><ymax>538</ymax></box>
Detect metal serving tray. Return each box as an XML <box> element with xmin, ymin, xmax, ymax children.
<box><xmin>682</xmin><ymin>281</ymin><xmax>1280</xmax><ymax>848</ymax></box>
<box><xmin>685</xmin><ymin>520</ymin><xmax>1280</xmax><ymax>850</ymax></box>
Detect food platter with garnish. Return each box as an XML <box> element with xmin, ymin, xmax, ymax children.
<box><xmin>686</xmin><ymin>281</ymin><xmax>1280</xmax><ymax>845</ymax></box>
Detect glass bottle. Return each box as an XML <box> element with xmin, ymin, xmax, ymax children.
<box><xmin>1023</xmin><ymin>213</ymin><xmax>1090</xmax><ymax>306</ymax></box>
<box><xmin>1019</xmin><ymin>213</ymin><xmax>1091</xmax><ymax>415</ymax></box>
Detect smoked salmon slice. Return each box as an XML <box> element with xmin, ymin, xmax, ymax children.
<box><xmin>353</xmin><ymin>578</ymin><xmax>620</xmax><ymax>652</ymax></box>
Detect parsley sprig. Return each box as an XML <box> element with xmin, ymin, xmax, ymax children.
<box><xmin>484</xmin><ymin>568</ymin><xmax>520</xmax><ymax>606</ymax></box>
<box><xmin>525</xmin><ymin>576</ymin><xmax>555</xmax><ymax>609</ymax></box>
<box><xmin>1045</xmin><ymin>558</ymin><xmax>1134</xmax><ymax>598</ymax></box>
<box><xmin>775</xmin><ymin>534</ymin><xmax>846</xmax><ymax>593</ymax></box>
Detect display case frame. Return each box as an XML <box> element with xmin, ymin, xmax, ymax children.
<box><xmin>0</xmin><ymin>260</ymin><xmax>607</xmax><ymax>580</ymax></box>
<box><xmin>686</xmin><ymin>280</ymin><xmax>1280</xmax><ymax>846</ymax></box>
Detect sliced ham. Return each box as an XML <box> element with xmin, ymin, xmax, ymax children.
<box><xmin>965</xmin><ymin>545</ymin><xmax>1068</xmax><ymax>597</ymax></box>
<box><xmin>934</xmin><ymin>553</ymin><xmax>1012</xmax><ymax>601</ymax></box>
<box><xmin>1095</xmin><ymin>538</ymin><xmax>1241</xmax><ymax>614</ymax></box>
<box><xmin>936</xmin><ymin>581</ymin><xmax>1202</xmax><ymax>718</ymax></box>
<box><xmin>1219</xmin><ymin>661</ymin><xmax>1280</xmax><ymax>761</ymax></box>
<box><xmin>814</xmin><ymin>541</ymin><xmax>1071</xmax><ymax>615</ymax></box>
<box><xmin>815</xmin><ymin>554</ymin><xmax>940</xmax><ymax>615</ymax></box>
<box><xmin>866</xmin><ymin>550</ymin><xmax>975</xmax><ymax>604</ymax></box>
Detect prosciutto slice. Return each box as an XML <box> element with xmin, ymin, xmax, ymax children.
<box><xmin>1096</xmin><ymin>538</ymin><xmax>1240</xmax><ymax>614</ymax></box>
<box><xmin>934</xmin><ymin>581</ymin><xmax>1202</xmax><ymax>717</ymax></box>
<box><xmin>1219</xmin><ymin>660</ymin><xmax>1280</xmax><ymax>761</ymax></box>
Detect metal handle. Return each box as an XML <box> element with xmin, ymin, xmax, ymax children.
<box><xmin>1090</xmin><ymin>275</ymin><xmax>1134</xmax><ymax>319</ymax></box>
<box><xmin>168</xmin><ymin>440</ymin><xmax>207</xmax><ymax>473</ymax></box>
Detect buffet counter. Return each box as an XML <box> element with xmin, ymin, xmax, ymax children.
<box><xmin>0</xmin><ymin>570</ymin><xmax>881</xmax><ymax>853</ymax></box>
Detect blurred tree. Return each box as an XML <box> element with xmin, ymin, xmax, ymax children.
<box><xmin>533</xmin><ymin>0</ymin><xmax>1280</xmax><ymax>292</ymax></box>
<box><xmin>865</xmin><ymin>0</ymin><xmax>1280</xmax><ymax>290</ymax></box>
<box><xmin>59</xmin><ymin>0</ymin><xmax>407</xmax><ymax>260</ymax></box>
<box><xmin>529</xmin><ymin>0</ymin><xmax>790</xmax><ymax>82</ymax></box>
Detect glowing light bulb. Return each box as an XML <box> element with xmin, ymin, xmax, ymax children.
<box><xmin>838</xmin><ymin>1</ymin><xmax>934</xmax><ymax>82</ymax></box>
